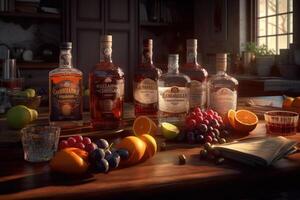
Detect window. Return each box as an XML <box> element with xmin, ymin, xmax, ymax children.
<box><xmin>257</xmin><ymin>0</ymin><xmax>293</xmax><ymax>54</ymax></box>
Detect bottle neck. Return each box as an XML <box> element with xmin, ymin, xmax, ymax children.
<box><xmin>100</xmin><ymin>42</ymin><xmax>112</xmax><ymax>63</ymax></box>
<box><xmin>142</xmin><ymin>46</ymin><xmax>153</xmax><ymax>65</ymax></box>
<box><xmin>186</xmin><ymin>46</ymin><xmax>198</xmax><ymax>64</ymax></box>
<box><xmin>216</xmin><ymin>54</ymin><xmax>227</xmax><ymax>75</ymax></box>
<box><xmin>168</xmin><ymin>63</ymin><xmax>179</xmax><ymax>74</ymax></box>
<box><xmin>59</xmin><ymin>49</ymin><xmax>72</xmax><ymax>68</ymax></box>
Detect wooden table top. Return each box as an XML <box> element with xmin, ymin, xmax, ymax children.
<box><xmin>1</xmin><ymin>97</ymin><xmax>300</xmax><ymax>200</ymax></box>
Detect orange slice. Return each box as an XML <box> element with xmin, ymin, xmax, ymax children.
<box><xmin>234</xmin><ymin>110</ymin><xmax>258</xmax><ymax>133</ymax></box>
<box><xmin>133</xmin><ymin>116</ymin><xmax>157</xmax><ymax>136</ymax></box>
<box><xmin>227</xmin><ymin>109</ymin><xmax>236</xmax><ymax>128</ymax></box>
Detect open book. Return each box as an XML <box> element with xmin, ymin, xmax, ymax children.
<box><xmin>214</xmin><ymin>136</ymin><xmax>298</xmax><ymax>167</ymax></box>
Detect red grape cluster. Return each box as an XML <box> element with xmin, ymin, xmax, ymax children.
<box><xmin>59</xmin><ymin>135</ymin><xmax>98</xmax><ymax>153</ymax></box>
<box><xmin>178</xmin><ymin>107</ymin><xmax>230</xmax><ymax>144</ymax></box>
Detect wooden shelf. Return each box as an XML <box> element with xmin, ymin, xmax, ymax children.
<box><xmin>140</xmin><ymin>21</ymin><xmax>193</xmax><ymax>28</ymax></box>
<box><xmin>18</xmin><ymin>62</ymin><xmax>57</xmax><ymax>70</ymax></box>
<box><xmin>0</xmin><ymin>12</ymin><xmax>61</xmax><ymax>20</ymax></box>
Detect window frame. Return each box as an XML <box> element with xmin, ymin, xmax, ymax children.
<box><xmin>252</xmin><ymin>0</ymin><xmax>293</xmax><ymax>54</ymax></box>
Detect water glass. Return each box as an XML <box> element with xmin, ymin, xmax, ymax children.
<box><xmin>21</xmin><ymin>125</ymin><xmax>61</xmax><ymax>162</ymax></box>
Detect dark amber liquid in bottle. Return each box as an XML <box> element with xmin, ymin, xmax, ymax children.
<box><xmin>89</xmin><ymin>62</ymin><xmax>124</xmax><ymax>129</ymax></box>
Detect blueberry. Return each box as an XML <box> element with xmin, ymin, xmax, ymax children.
<box><xmin>213</xmin><ymin>129</ymin><xmax>220</xmax><ymax>137</ymax></box>
<box><xmin>204</xmin><ymin>142</ymin><xmax>213</xmax><ymax>152</ymax></box>
<box><xmin>196</xmin><ymin>134</ymin><xmax>205</xmax><ymax>143</ymax></box>
<box><xmin>176</xmin><ymin>131</ymin><xmax>186</xmax><ymax>142</ymax></box>
<box><xmin>95</xmin><ymin>159</ymin><xmax>109</xmax><ymax>173</ymax></box>
<box><xmin>106</xmin><ymin>152</ymin><xmax>120</xmax><ymax>169</ymax></box>
<box><xmin>219</xmin><ymin>138</ymin><xmax>226</xmax><ymax>144</ymax></box>
<box><xmin>89</xmin><ymin>148</ymin><xmax>105</xmax><ymax>163</ymax></box>
<box><xmin>215</xmin><ymin>157</ymin><xmax>225</xmax><ymax>165</ymax></box>
<box><xmin>116</xmin><ymin>148</ymin><xmax>129</xmax><ymax>160</ymax></box>
<box><xmin>199</xmin><ymin>149</ymin><xmax>208</xmax><ymax>159</ymax></box>
<box><xmin>198</xmin><ymin>124</ymin><xmax>208</xmax><ymax>134</ymax></box>
<box><xmin>105</xmin><ymin>150</ymin><xmax>112</xmax><ymax>158</ymax></box>
<box><xmin>187</xmin><ymin>131</ymin><xmax>195</xmax><ymax>144</ymax></box>
<box><xmin>221</xmin><ymin>130</ymin><xmax>230</xmax><ymax>137</ymax></box>
<box><xmin>96</xmin><ymin>139</ymin><xmax>109</xmax><ymax>149</ymax></box>
<box><xmin>178</xmin><ymin>154</ymin><xmax>186</xmax><ymax>165</ymax></box>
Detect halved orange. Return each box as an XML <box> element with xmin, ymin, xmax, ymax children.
<box><xmin>133</xmin><ymin>116</ymin><xmax>157</xmax><ymax>136</ymax></box>
<box><xmin>225</xmin><ymin>109</ymin><xmax>236</xmax><ymax>128</ymax></box>
<box><xmin>234</xmin><ymin>110</ymin><xmax>258</xmax><ymax>133</ymax></box>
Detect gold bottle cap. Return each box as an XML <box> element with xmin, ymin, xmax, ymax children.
<box><xmin>216</xmin><ymin>53</ymin><xmax>227</xmax><ymax>72</ymax></box>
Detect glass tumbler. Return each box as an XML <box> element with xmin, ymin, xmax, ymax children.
<box><xmin>21</xmin><ymin>125</ymin><xmax>61</xmax><ymax>162</ymax></box>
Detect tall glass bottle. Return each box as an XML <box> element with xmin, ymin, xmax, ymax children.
<box><xmin>180</xmin><ymin>39</ymin><xmax>208</xmax><ymax>110</ymax></box>
<box><xmin>158</xmin><ymin>54</ymin><xmax>190</xmax><ymax>128</ymax></box>
<box><xmin>134</xmin><ymin>39</ymin><xmax>161</xmax><ymax>118</ymax></box>
<box><xmin>89</xmin><ymin>35</ymin><xmax>125</xmax><ymax>129</ymax></box>
<box><xmin>207</xmin><ymin>53</ymin><xmax>239</xmax><ymax>117</ymax></box>
<box><xmin>49</xmin><ymin>42</ymin><xmax>83</xmax><ymax>127</ymax></box>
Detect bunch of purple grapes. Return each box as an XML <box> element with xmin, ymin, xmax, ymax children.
<box><xmin>59</xmin><ymin>136</ymin><xmax>129</xmax><ymax>173</ymax></box>
<box><xmin>178</xmin><ymin>107</ymin><xmax>230</xmax><ymax>144</ymax></box>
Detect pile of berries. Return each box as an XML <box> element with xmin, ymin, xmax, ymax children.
<box><xmin>199</xmin><ymin>142</ymin><xmax>225</xmax><ymax>165</ymax></box>
<box><xmin>177</xmin><ymin>107</ymin><xmax>230</xmax><ymax>144</ymax></box>
<box><xmin>59</xmin><ymin>136</ymin><xmax>129</xmax><ymax>173</ymax></box>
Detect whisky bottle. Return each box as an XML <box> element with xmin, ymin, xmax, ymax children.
<box><xmin>89</xmin><ymin>35</ymin><xmax>125</xmax><ymax>129</ymax></box>
<box><xmin>207</xmin><ymin>53</ymin><xmax>238</xmax><ymax>117</ymax></box>
<box><xmin>158</xmin><ymin>54</ymin><xmax>190</xmax><ymax>128</ymax></box>
<box><xmin>134</xmin><ymin>39</ymin><xmax>161</xmax><ymax>118</ymax></box>
<box><xmin>180</xmin><ymin>39</ymin><xmax>208</xmax><ymax>110</ymax></box>
<box><xmin>49</xmin><ymin>42</ymin><xmax>83</xmax><ymax>127</ymax></box>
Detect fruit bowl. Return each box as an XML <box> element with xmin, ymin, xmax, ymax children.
<box><xmin>9</xmin><ymin>95</ymin><xmax>42</xmax><ymax>110</ymax></box>
<box><xmin>264</xmin><ymin>110</ymin><xmax>299</xmax><ymax>136</ymax></box>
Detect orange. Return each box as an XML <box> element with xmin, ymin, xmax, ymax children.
<box><xmin>115</xmin><ymin>136</ymin><xmax>146</xmax><ymax>166</ymax></box>
<box><xmin>133</xmin><ymin>116</ymin><xmax>157</xmax><ymax>136</ymax></box>
<box><xmin>64</xmin><ymin>147</ymin><xmax>89</xmax><ymax>162</ymax></box>
<box><xmin>140</xmin><ymin>134</ymin><xmax>157</xmax><ymax>160</ymax></box>
<box><xmin>291</xmin><ymin>97</ymin><xmax>300</xmax><ymax>108</ymax></box>
<box><xmin>50</xmin><ymin>148</ymin><xmax>89</xmax><ymax>174</ymax></box>
<box><xmin>282</xmin><ymin>96</ymin><xmax>294</xmax><ymax>110</ymax></box>
<box><xmin>234</xmin><ymin>110</ymin><xmax>258</xmax><ymax>133</ymax></box>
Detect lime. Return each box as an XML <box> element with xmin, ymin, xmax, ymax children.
<box><xmin>6</xmin><ymin>105</ymin><xmax>32</xmax><ymax>129</ymax></box>
<box><xmin>16</xmin><ymin>91</ymin><xmax>30</xmax><ymax>97</ymax></box>
<box><xmin>24</xmin><ymin>88</ymin><xmax>36</xmax><ymax>97</ymax></box>
<box><xmin>161</xmin><ymin>122</ymin><xmax>180</xmax><ymax>140</ymax></box>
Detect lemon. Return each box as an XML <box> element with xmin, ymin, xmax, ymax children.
<box><xmin>29</xmin><ymin>109</ymin><xmax>38</xmax><ymax>121</ymax></box>
<box><xmin>161</xmin><ymin>122</ymin><xmax>180</xmax><ymax>140</ymax></box>
<box><xmin>24</xmin><ymin>88</ymin><xmax>36</xmax><ymax>97</ymax></box>
<box><xmin>6</xmin><ymin>105</ymin><xmax>32</xmax><ymax>129</ymax></box>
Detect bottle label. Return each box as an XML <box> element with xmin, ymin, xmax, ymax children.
<box><xmin>134</xmin><ymin>78</ymin><xmax>157</xmax><ymax>104</ymax></box>
<box><xmin>190</xmin><ymin>80</ymin><xmax>206</xmax><ymax>108</ymax></box>
<box><xmin>210</xmin><ymin>88</ymin><xmax>237</xmax><ymax>116</ymax></box>
<box><xmin>50</xmin><ymin>78</ymin><xmax>82</xmax><ymax>121</ymax></box>
<box><xmin>158</xmin><ymin>86</ymin><xmax>189</xmax><ymax>113</ymax></box>
<box><xmin>94</xmin><ymin>77</ymin><xmax>124</xmax><ymax>115</ymax></box>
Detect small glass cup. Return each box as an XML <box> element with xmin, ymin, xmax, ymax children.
<box><xmin>264</xmin><ymin>110</ymin><xmax>299</xmax><ymax>136</ymax></box>
<box><xmin>21</xmin><ymin>125</ymin><xmax>61</xmax><ymax>162</ymax></box>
